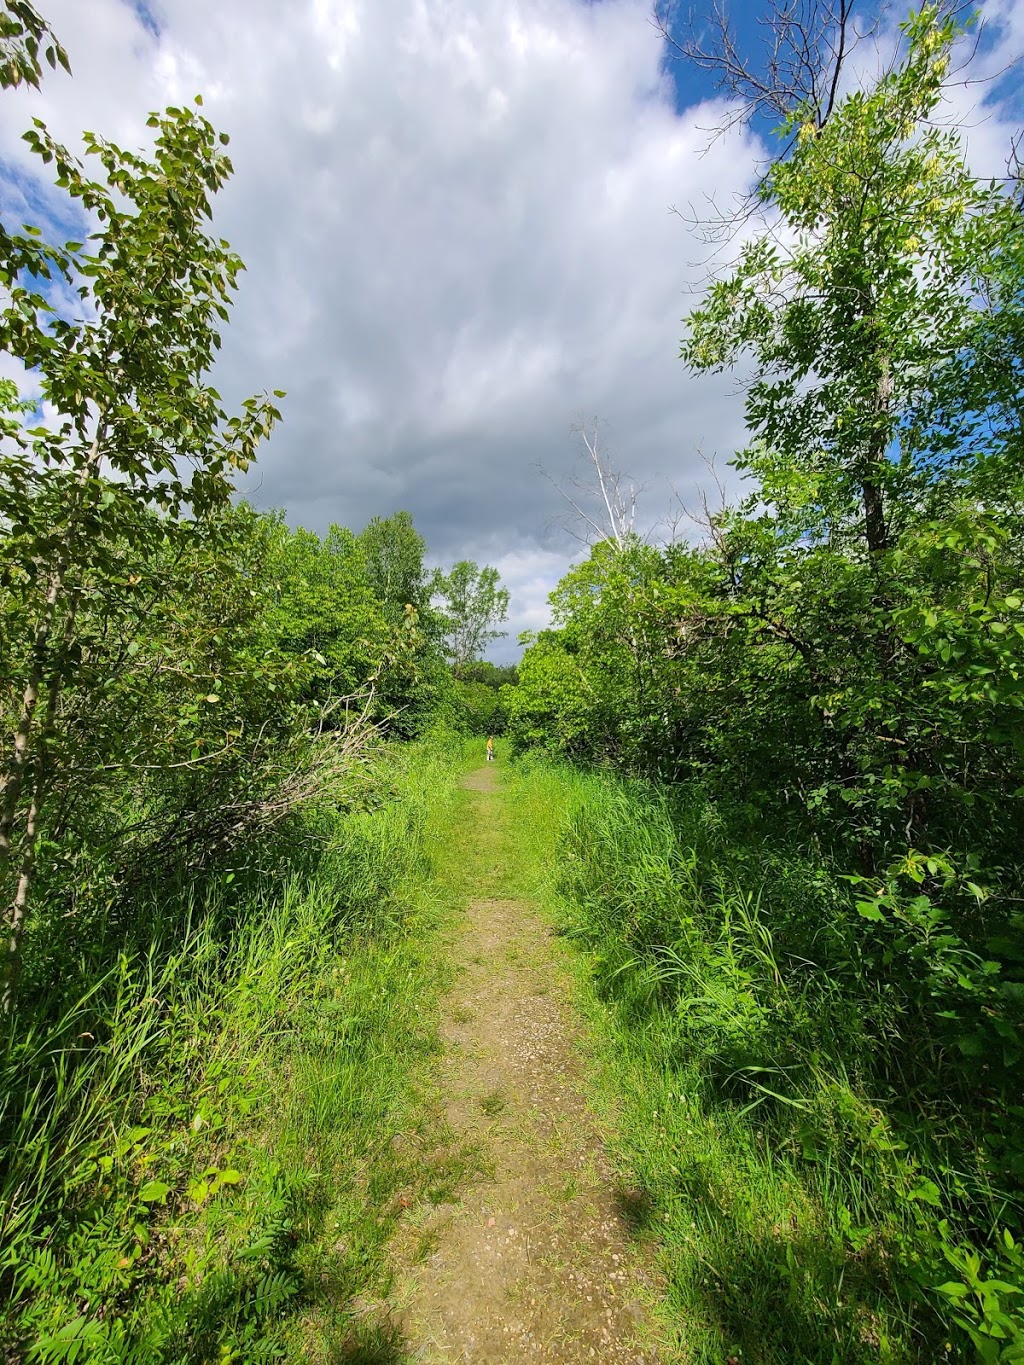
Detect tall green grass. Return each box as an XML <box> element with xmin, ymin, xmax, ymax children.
<box><xmin>505</xmin><ymin>755</ymin><xmax>1024</xmax><ymax>1364</ymax></box>
<box><xmin>1</xmin><ymin>740</ymin><xmax>462</xmax><ymax>1363</ymax></box>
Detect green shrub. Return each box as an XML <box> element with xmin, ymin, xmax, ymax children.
<box><xmin>512</xmin><ymin>757</ymin><xmax>1024</xmax><ymax>1363</ymax></box>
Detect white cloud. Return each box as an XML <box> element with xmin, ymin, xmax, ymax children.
<box><xmin>2</xmin><ymin>0</ymin><xmax>1019</xmax><ymax>654</ymax></box>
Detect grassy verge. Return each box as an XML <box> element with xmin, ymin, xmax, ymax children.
<box><xmin>503</xmin><ymin>754</ymin><xmax>1023</xmax><ymax>1365</ymax></box>
<box><xmin>1</xmin><ymin>739</ymin><xmax>464</xmax><ymax>1364</ymax></box>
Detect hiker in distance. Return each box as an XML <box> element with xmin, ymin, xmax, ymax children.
<box><xmin>486</xmin><ymin>736</ymin><xmax>495</xmax><ymax>763</ymax></box>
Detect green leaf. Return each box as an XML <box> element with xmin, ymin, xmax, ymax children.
<box><xmin>188</xmin><ymin>1179</ymin><xmax>210</xmax><ymax>1205</ymax></box>
<box><xmin>856</xmin><ymin>900</ymin><xmax>886</xmax><ymax>922</ymax></box>
<box><xmin>908</xmin><ymin>1177</ymin><xmax>942</xmax><ymax>1206</ymax></box>
<box><xmin>935</xmin><ymin>1281</ymin><xmax>969</xmax><ymax>1298</ymax></box>
<box><xmin>138</xmin><ymin>1179</ymin><xmax>172</xmax><ymax>1204</ymax></box>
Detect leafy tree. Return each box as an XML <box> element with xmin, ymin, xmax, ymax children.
<box><xmin>677</xmin><ymin>7</ymin><xmax>1024</xmax><ymax>851</ymax></box>
<box><xmin>358</xmin><ymin>511</ymin><xmax>429</xmax><ymax>625</ymax></box>
<box><xmin>432</xmin><ymin>560</ymin><xmax>510</xmax><ymax>670</ymax></box>
<box><xmin>507</xmin><ymin>537</ymin><xmax>696</xmax><ymax>773</ymax></box>
<box><xmin>457</xmin><ymin>660</ymin><xmax>519</xmax><ymax>689</ymax></box>
<box><xmin>504</xmin><ymin>630</ymin><xmax>594</xmax><ymax>758</ymax></box>
<box><xmin>350</xmin><ymin>511</ymin><xmax>457</xmax><ymax>734</ymax></box>
<box><xmin>451</xmin><ymin>679</ymin><xmax>505</xmax><ymax>735</ymax></box>
<box><xmin>0</xmin><ymin>82</ymin><xmax>281</xmax><ymax>1005</ymax></box>
<box><xmin>20</xmin><ymin>503</ymin><xmax>311</xmax><ymax>924</ymax></box>
<box><xmin>517</xmin><ymin>9</ymin><xmax>1024</xmax><ymax>852</ymax></box>
<box><xmin>271</xmin><ymin>520</ymin><xmax>389</xmax><ymax>706</ymax></box>
<box><xmin>685</xmin><ymin>8</ymin><xmax>1014</xmax><ymax>558</ymax></box>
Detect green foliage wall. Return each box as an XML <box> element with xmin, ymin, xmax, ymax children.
<box><xmin>509</xmin><ymin>5</ymin><xmax>1024</xmax><ymax>928</ymax></box>
<box><xmin>507</xmin><ymin>13</ymin><xmax>1024</xmax><ymax>1351</ymax></box>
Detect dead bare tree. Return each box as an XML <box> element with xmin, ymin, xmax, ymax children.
<box><xmin>655</xmin><ymin>0</ymin><xmax>1000</xmax><ymax>141</ymax></box>
<box><xmin>540</xmin><ymin>418</ymin><xmax>644</xmax><ymax>551</ymax></box>
<box><xmin>654</xmin><ymin>0</ymin><xmax>886</xmax><ymax>244</ymax></box>
<box><xmin>655</xmin><ymin>0</ymin><xmax>1000</xmax><ymax>246</ymax></box>
<box><xmin>653</xmin><ymin>0</ymin><xmax>877</xmax><ymax>136</ymax></box>
<box><xmin>664</xmin><ymin>449</ymin><xmax>732</xmax><ymax>546</ymax></box>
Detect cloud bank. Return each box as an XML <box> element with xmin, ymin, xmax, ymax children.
<box><xmin>1</xmin><ymin>0</ymin><xmax>1019</xmax><ymax>656</ymax></box>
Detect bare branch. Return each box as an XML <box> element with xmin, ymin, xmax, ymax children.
<box><xmin>653</xmin><ymin>0</ymin><xmax>878</xmax><ymax>133</ymax></box>
<box><xmin>539</xmin><ymin>419</ymin><xmax>645</xmax><ymax>551</ymax></box>
<box><xmin>664</xmin><ymin>449</ymin><xmax>732</xmax><ymax>548</ymax></box>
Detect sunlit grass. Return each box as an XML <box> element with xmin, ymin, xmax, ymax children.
<box><xmin>503</xmin><ymin>754</ymin><xmax>1007</xmax><ymax>1364</ymax></box>
<box><xmin>7</xmin><ymin>734</ymin><xmax>1012</xmax><ymax>1361</ymax></box>
<box><xmin>0</xmin><ymin>738</ymin><xmax>465</xmax><ymax>1363</ymax></box>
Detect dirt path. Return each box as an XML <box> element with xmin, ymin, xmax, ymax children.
<box><xmin>387</xmin><ymin>764</ymin><xmax>662</xmax><ymax>1363</ymax></box>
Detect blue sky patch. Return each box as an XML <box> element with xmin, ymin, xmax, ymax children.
<box><xmin>125</xmin><ymin>0</ymin><xmax>162</xmax><ymax>40</ymax></box>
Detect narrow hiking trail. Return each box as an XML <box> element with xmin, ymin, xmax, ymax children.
<box><xmin>385</xmin><ymin>762</ymin><xmax>663</xmax><ymax>1363</ymax></box>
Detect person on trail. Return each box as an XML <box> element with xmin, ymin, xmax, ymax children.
<box><xmin>486</xmin><ymin>736</ymin><xmax>495</xmax><ymax>763</ymax></box>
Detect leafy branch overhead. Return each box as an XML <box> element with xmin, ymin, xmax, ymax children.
<box><xmin>0</xmin><ymin>0</ymin><xmax>69</xmax><ymax>92</ymax></box>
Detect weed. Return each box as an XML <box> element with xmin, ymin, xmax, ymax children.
<box><xmin>559</xmin><ymin>1176</ymin><xmax>580</xmax><ymax>1203</ymax></box>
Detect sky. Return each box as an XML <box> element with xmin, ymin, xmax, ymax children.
<box><xmin>1</xmin><ymin>0</ymin><xmax>1021</xmax><ymax>659</ymax></box>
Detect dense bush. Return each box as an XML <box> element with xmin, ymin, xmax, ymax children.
<box><xmin>0</xmin><ymin>742</ymin><xmax>460</xmax><ymax>1361</ymax></box>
